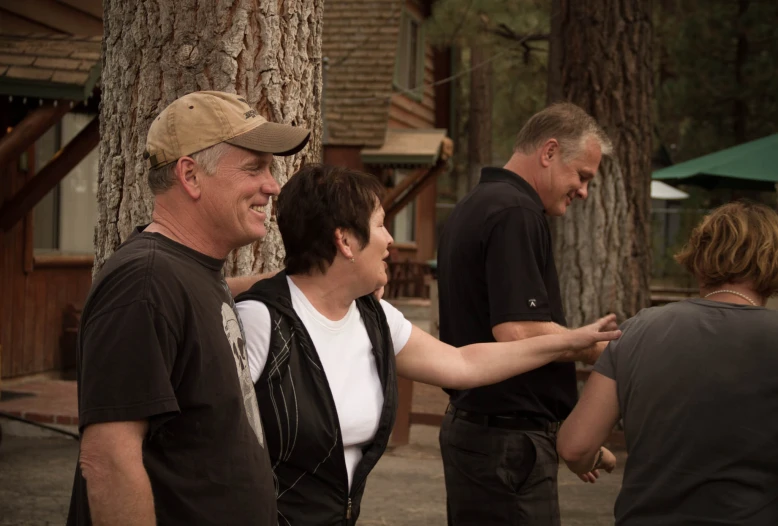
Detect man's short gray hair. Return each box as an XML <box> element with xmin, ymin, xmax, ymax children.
<box><xmin>147</xmin><ymin>142</ymin><xmax>232</xmax><ymax>194</ymax></box>
<box><xmin>514</xmin><ymin>102</ymin><xmax>613</xmax><ymax>161</ymax></box>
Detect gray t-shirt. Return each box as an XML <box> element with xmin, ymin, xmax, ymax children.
<box><xmin>595</xmin><ymin>299</ymin><xmax>778</xmax><ymax>526</ymax></box>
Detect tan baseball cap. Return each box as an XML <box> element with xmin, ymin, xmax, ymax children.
<box><xmin>144</xmin><ymin>91</ymin><xmax>310</xmax><ymax>169</ymax></box>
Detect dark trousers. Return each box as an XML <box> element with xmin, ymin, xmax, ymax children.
<box><xmin>439</xmin><ymin>410</ymin><xmax>561</xmax><ymax>526</ymax></box>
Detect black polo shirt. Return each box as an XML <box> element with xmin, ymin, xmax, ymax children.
<box><xmin>437</xmin><ymin>166</ymin><xmax>577</xmax><ymax>421</ymax></box>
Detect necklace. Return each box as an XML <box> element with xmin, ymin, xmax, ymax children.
<box><xmin>703</xmin><ymin>289</ymin><xmax>758</xmax><ymax>306</ymax></box>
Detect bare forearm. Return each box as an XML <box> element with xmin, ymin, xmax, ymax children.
<box><xmin>561</xmin><ymin>447</ymin><xmax>601</xmax><ymax>475</ymax></box>
<box><xmin>452</xmin><ymin>333</ymin><xmax>576</xmax><ymax>389</ymax></box>
<box><xmin>85</xmin><ymin>462</ymin><xmax>155</xmax><ymax>525</ymax></box>
<box><xmin>570</xmin><ymin>340</ymin><xmax>606</xmax><ymax>365</ymax></box>
<box><xmin>496</xmin><ymin>321</ymin><xmax>568</xmax><ymax>340</ymax></box>
<box><xmin>494</xmin><ymin>321</ymin><xmax>602</xmax><ymax>364</ymax></box>
<box><xmin>226</xmin><ymin>270</ymin><xmax>279</xmax><ymax>297</ymax></box>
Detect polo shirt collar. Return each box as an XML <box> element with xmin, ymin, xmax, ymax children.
<box><xmin>479</xmin><ymin>166</ymin><xmax>545</xmax><ymax>210</ymax></box>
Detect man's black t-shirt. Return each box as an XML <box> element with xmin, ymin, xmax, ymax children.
<box><xmin>437</xmin><ymin>167</ymin><xmax>577</xmax><ymax>420</ymax></box>
<box><xmin>67</xmin><ymin>228</ymin><xmax>276</xmax><ymax>526</ymax></box>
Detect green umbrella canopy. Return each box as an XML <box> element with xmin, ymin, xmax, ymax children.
<box><xmin>652</xmin><ymin>134</ymin><xmax>778</xmax><ymax>191</ymax></box>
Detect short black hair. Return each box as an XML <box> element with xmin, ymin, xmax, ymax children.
<box><xmin>277</xmin><ymin>164</ymin><xmax>385</xmax><ymax>275</ymax></box>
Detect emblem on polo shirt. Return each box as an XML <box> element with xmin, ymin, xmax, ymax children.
<box><xmin>528</xmin><ymin>298</ymin><xmax>537</xmax><ymax>309</ymax></box>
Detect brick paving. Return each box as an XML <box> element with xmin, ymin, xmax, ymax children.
<box><xmin>0</xmin><ymin>380</ymin><xmax>78</xmax><ymax>426</ymax></box>
<box><xmin>0</xmin><ymin>427</ymin><xmax>625</xmax><ymax>526</ymax></box>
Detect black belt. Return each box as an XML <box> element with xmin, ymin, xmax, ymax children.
<box><xmin>447</xmin><ymin>405</ymin><xmax>560</xmax><ymax>433</ymax></box>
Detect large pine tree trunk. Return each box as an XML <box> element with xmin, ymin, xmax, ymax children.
<box><xmin>95</xmin><ymin>0</ymin><xmax>323</xmax><ymax>276</ymax></box>
<box><xmin>553</xmin><ymin>0</ymin><xmax>653</xmax><ymax>327</ymax></box>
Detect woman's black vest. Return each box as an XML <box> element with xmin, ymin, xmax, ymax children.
<box><xmin>235</xmin><ymin>272</ymin><xmax>398</xmax><ymax>525</ymax></box>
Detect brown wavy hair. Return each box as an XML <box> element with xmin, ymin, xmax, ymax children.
<box><xmin>674</xmin><ymin>201</ymin><xmax>778</xmax><ymax>296</ymax></box>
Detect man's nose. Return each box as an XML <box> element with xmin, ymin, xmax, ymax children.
<box><xmin>577</xmin><ymin>182</ymin><xmax>589</xmax><ymax>200</ymax></box>
<box><xmin>261</xmin><ymin>177</ymin><xmax>281</xmax><ymax>196</ymax></box>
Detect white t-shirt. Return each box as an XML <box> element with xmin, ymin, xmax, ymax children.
<box><xmin>236</xmin><ymin>277</ymin><xmax>412</xmax><ymax>489</ymax></box>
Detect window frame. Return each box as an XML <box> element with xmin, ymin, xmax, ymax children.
<box><xmin>393</xmin><ymin>9</ymin><xmax>426</xmax><ymax>102</ymax></box>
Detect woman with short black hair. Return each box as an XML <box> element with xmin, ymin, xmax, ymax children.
<box><xmin>235</xmin><ymin>164</ymin><xmax>620</xmax><ymax>525</ymax></box>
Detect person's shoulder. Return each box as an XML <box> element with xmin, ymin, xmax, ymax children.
<box><xmin>482</xmin><ymin>203</ymin><xmax>546</xmax><ymax>235</ymax></box>
<box><xmin>93</xmin><ymin>236</ymin><xmax>155</xmax><ymax>289</ymax></box>
<box><xmin>101</xmin><ymin>234</ymin><xmax>187</xmax><ymax>281</ymax></box>
<box><xmin>236</xmin><ymin>272</ymin><xmax>290</xmax><ymax>307</ymax></box>
<box><xmin>616</xmin><ymin>301</ymin><xmax>701</xmax><ymax>337</ymax></box>
<box><xmin>236</xmin><ymin>299</ymin><xmax>272</xmax><ymax>334</ymax></box>
<box><xmin>88</xmin><ymin>235</ymin><xmax>194</xmax><ymax>314</ymax></box>
<box><xmin>236</xmin><ymin>298</ymin><xmax>271</xmax><ymax>317</ymax></box>
<box><xmin>472</xmin><ymin>179</ymin><xmax>540</xmax><ymax>212</ymax></box>
<box><xmin>378</xmin><ymin>298</ymin><xmax>404</xmax><ymax>319</ymax></box>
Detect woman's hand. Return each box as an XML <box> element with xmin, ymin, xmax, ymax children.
<box><xmin>576</xmin><ymin>447</ymin><xmax>617</xmax><ymax>483</ymax></box>
<box><xmin>598</xmin><ymin>447</ymin><xmax>617</xmax><ymax>473</ymax></box>
<box><xmin>567</xmin><ymin>314</ymin><xmax>621</xmax><ymax>351</ymax></box>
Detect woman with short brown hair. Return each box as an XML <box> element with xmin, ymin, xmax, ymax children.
<box><xmin>557</xmin><ymin>200</ymin><xmax>778</xmax><ymax>525</ymax></box>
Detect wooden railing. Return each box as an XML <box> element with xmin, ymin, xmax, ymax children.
<box><xmin>384</xmin><ymin>261</ymin><xmax>432</xmax><ymax>299</ymax></box>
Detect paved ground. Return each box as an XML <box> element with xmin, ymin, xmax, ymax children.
<box><xmin>0</xmin><ymin>299</ymin><xmax>624</xmax><ymax>525</ymax></box>
<box><xmin>0</xmin><ymin>424</ymin><xmax>623</xmax><ymax>526</ymax></box>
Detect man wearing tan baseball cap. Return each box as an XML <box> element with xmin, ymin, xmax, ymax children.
<box><xmin>68</xmin><ymin>91</ymin><xmax>306</xmax><ymax>526</ymax></box>
<box><xmin>144</xmin><ymin>90</ymin><xmax>310</xmax><ymax>169</ymax></box>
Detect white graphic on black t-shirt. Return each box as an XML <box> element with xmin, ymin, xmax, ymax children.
<box><xmin>221</xmin><ymin>302</ymin><xmax>265</xmax><ymax>448</ymax></box>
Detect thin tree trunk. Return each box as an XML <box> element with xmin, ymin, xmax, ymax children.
<box><xmin>95</xmin><ymin>0</ymin><xmax>323</xmax><ymax>276</ymax></box>
<box><xmin>467</xmin><ymin>45</ymin><xmax>492</xmax><ymax>189</ymax></box>
<box><xmin>546</xmin><ymin>0</ymin><xmax>563</xmax><ymax>105</ymax></box>
<box><xmin>554</xmin><ymin>0</ymin><xmax>653</xmax><ymax>327</ymax></box>
<box><xmin>733</xmin><ymin>0</ymin><xmax>749</xmax><ymax>144</ymax></box>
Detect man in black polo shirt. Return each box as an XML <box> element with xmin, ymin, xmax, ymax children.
<box><xmin>437</xmin><ymin>102</ymin><xmax>613</xmax><ymax>525</ymax></box>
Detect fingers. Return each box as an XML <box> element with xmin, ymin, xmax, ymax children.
<box><xmin>577</xmin><ymin>470</ymin><xmax>600</xmax><ymax>483</ymax></box>
<box><xmin>594</xmin><ymin>329</ymin><xmax>622</xmax><ymax>343</ymax></box>
<box><xmin>595</xmin><ymin>313</ymin><xmax>618</xmax><ymax>331</ymax></box>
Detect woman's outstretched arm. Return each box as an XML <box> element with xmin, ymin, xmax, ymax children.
<box><xmin>395</xmin><ymin>314</ymin><xmax>620</xmax><ymax>390</ymax></box>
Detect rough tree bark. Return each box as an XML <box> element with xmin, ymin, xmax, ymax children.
<box><xmin>733</xmin><ymin>0</ymin><xmax>749</xmax><ymax>144</ymax></box>
<box><xmin>467</xmin><ymin>45</ymin><xmax>492</xmax><ymax>190</ymax></box>
<box><xmin>546</xmin><ymin>0</ymin><xmax>563</xmax><ymax>105</ymax></box>
<box><xmin>553</xmin><ymin>0</ymin><xmax>653</xmax><ymax>327</ymax></box>
<box><xmin>95</xmin><ymin>0</ymin><xmax>323</xmax><ymax>276</ymax></box>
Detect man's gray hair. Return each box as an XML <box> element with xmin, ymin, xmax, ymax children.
<box><xmin>514</xmin><ymin>102</ymin><xmax>613</xmax><ymax>161</ymax></box>
<box><xmin>147</xmin><ymin>142</ymin><xmax>232</xmax><ymax>194</ymax></box>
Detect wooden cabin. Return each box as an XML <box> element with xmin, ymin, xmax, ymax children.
<box><xmin>322</xmin><ymin>0</ymin><xmax>453</xmax><ymax>268</ymax></box>
<box><xmin>0</xmin><ymin>0</ymin><xmax>454</xmax><ymax>382</ymax></box>
<box><xmin>0</xmin><ymin>31</ymin><xmax>101</xmax><ymax>381</ymax></box>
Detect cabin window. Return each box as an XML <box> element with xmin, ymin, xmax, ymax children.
<box><xmin>33</xmin><ymin>113</ymin><xmax>99</xmax><ymax>255</ymax></box>
<box><xmin>394</xmin><ymin>11</ymin><xmax>425</xmax><ymax>97</ymax></box>
<box><xmin>391</xmin><ymin>169</ymin><xmax>416</xmax><ymax>243</ymax></box>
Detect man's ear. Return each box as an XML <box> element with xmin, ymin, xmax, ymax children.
<box><xmin>334</xmin><ymin>228</ymin><xmax>354</xmax><ymax>260</ymax></box>
<box><xmin>540</xmin><ymin>139</ymin><xmax>559</xmax><ymax>168</ymax></box>
<box><xmin>174</xmin><ymin>156</ymin><xmax>201</xmax><ymax>199</ymax></box>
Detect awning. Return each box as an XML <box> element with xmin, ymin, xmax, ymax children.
<box><xmin>652</xmin><ymin>134</ymin><xmax>778</xmax><ymax>191</ymax></box>
<box><xmin>651</xmin><ymin>180</ymin><xmax>689</xmax><ymax>200</ymax></box>
<box><xmin>361</xmin><ymin>128</ymin><xmax>452</xmax><ymax>167</ymax></box>
<box><xmin>0</xmin><ymin>33</ymin><xmax>102</xmax><ymax>101</ymax></box>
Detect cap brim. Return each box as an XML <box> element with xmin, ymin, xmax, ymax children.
<box><xmin>225</xmin><ymin>122</ymin><xmax>311</xmax><ymax>156</ymax></box>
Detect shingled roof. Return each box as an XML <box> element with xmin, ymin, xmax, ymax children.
<box><xmin>0</xmin><ymin>33</ymin><xmax>101</xmax><ymax>101</ymax></box>
<box><xmin>322</xmin><ymin>0</ymin><xmax>402</xmax><ymax>147</ymax></box>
